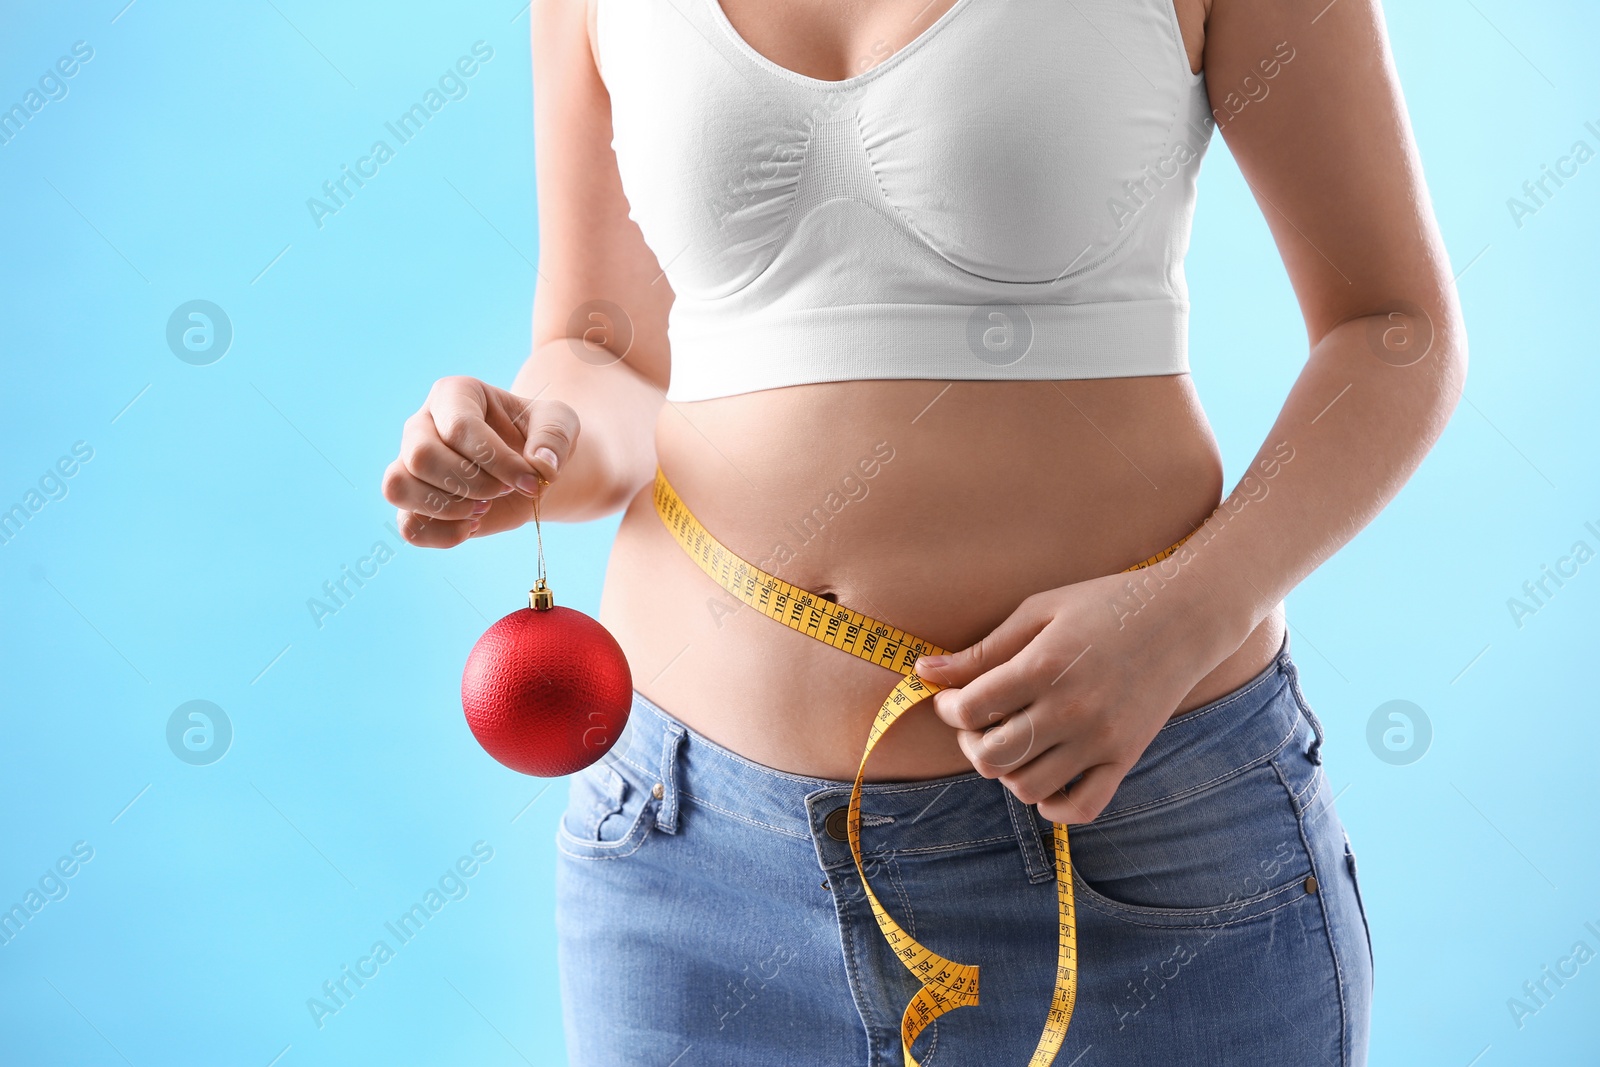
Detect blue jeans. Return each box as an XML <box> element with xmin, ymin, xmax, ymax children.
<box><xmin>555</xmin><ymin>633</ymin><xmax>1373</xmax><ymax>1065</ymax></box>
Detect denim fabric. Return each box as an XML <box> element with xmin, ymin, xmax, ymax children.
<box><xmin>555</xmin><ymin>634</ymin><xmax>1372</xmax><ymax>1066</ymax></box>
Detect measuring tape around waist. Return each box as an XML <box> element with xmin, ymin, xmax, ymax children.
<box><xmin>651</xmin><ymin>465</ymin><xmax>1192</xmax><ymax>1066</ymax></box>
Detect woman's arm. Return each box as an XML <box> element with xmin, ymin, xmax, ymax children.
<box><xmin>915</xmin><ymin>0</ymin><xmax>1467</xmax><ymax>824</ymax></box>
<box><xmin>1170</xmin><ymin>0</ymin><xmax>1468</xmax><ymax>655</ymax></box>
<box><xmin>383</xmin><ymin>0</ymin><xmax>670</xmax><ymax>545</ymax></box>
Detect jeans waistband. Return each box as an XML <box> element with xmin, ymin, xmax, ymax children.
<box><xmin>1091</xmin><ymin>628</ymin><xmax>1321</xmax><ymax>822</ymax></box>
<box><xmin>606</xmin><ymin>629</ymin><xmax>1319</xmax><ymax>876</ymax></box>
<box><xmin>608</xmin><ymin>689</ymin><xmax>1060</xmax><ymax>879</ymax></box>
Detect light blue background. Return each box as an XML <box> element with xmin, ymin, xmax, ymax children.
<box><xmin>0</xmin><ymin>1</ymin><xmax>1595</xmax><ymax>1064</ymax></box>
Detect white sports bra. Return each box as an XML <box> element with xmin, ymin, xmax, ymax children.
<box><xmin>593</xmin><ymin>0</ymin><xmax>1214</xmax><ymax>402</ymax></box>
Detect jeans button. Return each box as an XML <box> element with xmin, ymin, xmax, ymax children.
<box><xmin>825</xmin><ymin>806</ymin><xmax>850</xmax><ymax>842</ymax></box>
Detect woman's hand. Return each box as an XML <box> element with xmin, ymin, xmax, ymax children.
<box><xmin>382</xmin><ymin>375</ymin><xmax>580</xmax><ymax>548</ymax></box>
<box><xmin>914</xmin><ymin>570</ymin><xmax>1227</xmax><ymax>825</ymax></box>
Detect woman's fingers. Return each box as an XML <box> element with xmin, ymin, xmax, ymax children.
<box><xmin>957</xmin><ymin>699</ymin><xmax>1130</xmax><ymax>819</ymax></box>
<box><xmin>394</xmin><ymin>508</ymin><xmax>479</xmax><ymax>549</ymax></box>
<box><xmin>426</xmin><ymin>377</ymin><xmax>544</xmax><ymax>494</ymax></box>
<box><xmin>932</xmin><ymin>645</ymin><xmax>1070</xmax><ymax>732</ymax></box>
<box><xmin>970</xmin><ymin>731</ymin><xmax>1128</xmax><ymax>822</ymax></box>
<box><xmin>921</xmin><ymin>598</ymin><xmax>1056</xmax><ymax>713</ymax></box>
<box><xmin>957</xmin><ymin>706</ymin><xmax>1051</xmax><ymax>775</ymax></box>
<box><xmin>382</xmin><ymin>377</ymin><xmax>581</xmax><ymax>551</ymax></box>
<box><xmin>925</xmin><ymin>632</ymin><xmax>1094</xmax><ymax>736</ymax></box>
<box><xmin>483</xmin><ymin>385</ymin><xmax>580</xmax><ymax>486</ymax></box>
<box><xmin>394</xmin><ymin>381</ymin><xmax>583</xmax><ymax>507</ymax></box>
<box><xmin>1037</xmin><ymin>762</ymin><xmax>1125</xmax><ymax>825</ymax></box>
<box><xmin>381</xmin><ymin>459</ymin><xmax>497</xmax><ymax>520</ymax></box>
<box><xmin>986</xmin><ymin>741</ymin><xmax>1080</xmax><ymax>802</ymax></box>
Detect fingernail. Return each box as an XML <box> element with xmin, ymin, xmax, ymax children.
<box><xmin>468</xmin><ymin>518</ymin><xmax>482</xmax><ymax>534</ymax></box>
<box><xmin>533</xmin><ymin>447</ymin><xmax>559</xmax><ymax>473</ymax></box>
<box><xmin>470</xmin><ymin>500</ymin><xmax>491</xmax><ymax>516</ymax></box>
<box><xmin>515</xmin><ymin>474</ymin><xmax>542</xmax><ymax>494</ymax></box>
<box><xmin>493</xmin><ymin>484</ymin><xmax>514</xmax><ymax>497</ymax></box>
<box><xmin>918</xmin><ymin>655</ymin><xmax>948</xmax><ymax>670</ymax></box>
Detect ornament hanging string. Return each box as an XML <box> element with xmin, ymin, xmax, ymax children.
<box><xmin>531</xmin><ymin>479</ymin><xmax>547</xmax><ymax>585</ymax></box>
<box><xmin>529</xmin><ymin>474</ymin><xmax>552</xmax><ymax>610</ymax></box>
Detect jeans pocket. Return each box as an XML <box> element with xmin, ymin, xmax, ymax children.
<box><xmin>1068</xmin><ymin>761</ymin><xmax>1317</xmax><ymax>928</ymax></box>
<box><xmin>557</xmin><ymin>755</ymin><xmax>658</xmax><ymax>861</ymax></box>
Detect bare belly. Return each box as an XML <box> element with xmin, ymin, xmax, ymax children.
<box><xmin>598</xmin><ymin>377</ymin><xmax>1286</xmax><ymax>782</ymax></box>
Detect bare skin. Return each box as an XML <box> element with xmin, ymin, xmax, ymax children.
<box><xmin>383</xmin><ymin>0</ymin><xmax>1466</xmax><ymax>825</ymax></box>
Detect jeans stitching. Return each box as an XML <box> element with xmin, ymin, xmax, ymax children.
<box><xmin>820</xmin><ymin>777</ymin><xmax>988</xmax><ymax>800</ymax></box>
<box><xmin>567</xmin><ymin>764</ymin><xmax>633</xmax><ymax>842</ymax></box>
<box><xmin>1274</xmin><ymin>747</ymin><xmax>1325</xmax><ymax>816</ymax></box>
<box><xmin>829</xmin><ymin>879</ymin><xmax>882</xmax><ymax>1065</ymax></box>
<box><xmin>1096</xmin><ymin>716</ymin><xmax>1299</xmax><ymax>823</ymax></box>
<box><xmin>817</xmin><ymin>835</ymin><xmax>1019</xmax><ymax>874</ymax></box>
<box><xmin>1071</xmin><ymin>853</ymin><xmax>1313</xmax><ymax>919</ymax></box>
<box><xmin>555</xmin><ymin>800</ymin><xmax>657</xmax><ymax>861</ymax></box>
<box><xmin>1071</xmin><ymin>750</ymin><xmax>1319</xmax><ymax>925</ymax></box>
<box><xmin>677</xmin><ymin>791</ymin><xmax>1022</xmax><ymax>857</ymax></box>
<box><xmin>875</xmin><ymin>835</ymin><xmax>1017</xmax><ymax>857</ymax></box>
<box><xmin>612</xmin><ymin>750</ymin><xmax>660</xmax><ymax>785</ymax></box>
<box><xmin>1287</xmin><ymin>762</ymin><xmax>1350</xmax><ymax>1067</ymax></box>
<box><xmin>1344</xmin><ymin>837</ymin><xmax>1375</xmax><ymax>973</ymax></box>
<box><xmin>679</xmin><ymin>791</ymin><xmax>816</xmax><ymax>840</ymax></box>
<box><xmin>1005</xmin><ymin>788</ymin><xmax>1053</xmax><ymax>884</ymax></box>
<box><xmin>1280</xmin><ymin>655</ymin><xmax>1328</xmax><ymax>763</ymax></box>
<box><xmin>883</xmin><ymin>856</ymin><xmax>939</xmax><ymax>1063</ymax></box>
<box><xmin>658</xmin><ymin>724</ymin><xmax>685</xmax><ymax>833</ymax></box>
<box><xmin>1146</xmin><ymin>653</ymin><xmax>1286</xmax><ymax>736</ymax></box>
<box><xmin>876</xmin><ymin>857</ymin><xmax>934</xmax><ymax>1062</ymax></box>
<box><xmin>630</xmin><ymin>691</ymin><xmax>987</xmax><ymax>791</ymax></box>
<box><xmin>1072</xmin><ymin>879</ymin><xmax>1312</xmax><ymax>930</ymax></box>
<box><xmin>1297</xmin><ymin>765</ymin><xmax>1327</xmax><ymax>813</ymax></box>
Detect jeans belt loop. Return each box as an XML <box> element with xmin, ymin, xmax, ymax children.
<box><xmin>654</xmin><ymin>721</ymin><xmax>687</xmax><ymax>834</ymax></box>
<box><xmin>1001</xmin><ymin>784</ymin><xmax>1056</xmax><ymax>885</ymax></box>
<box><xmin>1278</xmin><ymin>635</ymin><xmax>1326</xmax><ymax>765</ymax></box>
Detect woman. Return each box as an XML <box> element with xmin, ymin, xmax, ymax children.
<box><xmin>385</xmin><ymin>0</ymin><xmax>1463</xmax><ymax>1061</ymax></box>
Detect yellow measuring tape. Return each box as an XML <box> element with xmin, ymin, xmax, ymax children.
<box><xmin>652</xmin><ymin>465</ymin><xmax>1191</xmax><ymax>1066</ymax></box>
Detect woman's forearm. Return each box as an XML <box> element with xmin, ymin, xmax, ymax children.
<box><xmin>1156</xmin><ymin>302</ymin><xmax>1468</xmax><ymax>666</ymax></box>
<box><xmin>509</xmin><ymin>339</ymin><xmax>667</xmax><ymax>523</ymax></box>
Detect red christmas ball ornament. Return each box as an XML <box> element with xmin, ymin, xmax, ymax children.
<box><xmin>460</xmin><ymin>499</ymin><xmax>632</xmax><ymax>776</ymax></box>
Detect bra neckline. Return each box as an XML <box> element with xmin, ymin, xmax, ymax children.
<box><xmin>702</xmin><ymin>0</ymin><xmax>980</xmax><ymax>91</ymax></box>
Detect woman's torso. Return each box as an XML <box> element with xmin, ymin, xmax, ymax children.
<box><xmin>601</xmin><ymin>379</ymin><xmax>1286</xmax><ymax>781</ymax></box>
<box><xmin>592</xmin><ymin>0</ymin><xmax>1285</xmax><ymax>780</ymax></box>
